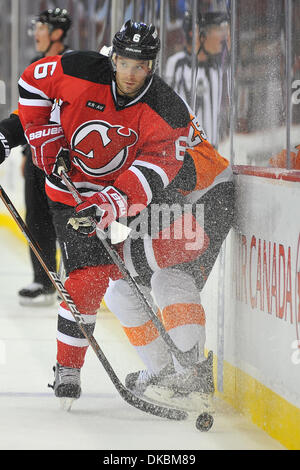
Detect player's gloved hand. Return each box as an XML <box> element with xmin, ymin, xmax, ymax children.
<box><xmin>68</xmin><ymin>186</ymin><xmax>128</xmax><ymax>236</ymax></box>
<box><xmin>0</xmin><ymin>129</ymin><xmax>11</xmax><ymax>165</ymax></box>
<box><xmin>67</xmin><ymin>216</ymin><xmax>97</xmax><ymax>237</ymax></box>
<box><xmin>24</xmin><ymin>123</ymin><xmax>69</xmax><ymax>175</ymax></box>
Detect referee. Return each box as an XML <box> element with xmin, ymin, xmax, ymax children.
<box><xmin>165</xmin><ymin>9</ymin><xmax>230</xmax><ymax>149</ymax></box>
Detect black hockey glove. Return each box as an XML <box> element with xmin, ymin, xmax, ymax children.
<box><xmin>0</xmin><ymin>128</ymin><xmax>11</xmax><ymax>165</ymax></box>
<box><xmin>0</xmin><ymin>113</ymin><xmax>28</xmax><ymax>164</ymax></box>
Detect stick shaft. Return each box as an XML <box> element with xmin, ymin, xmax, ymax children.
<box><xmin>0</xmin><ymin>184</ymin><xmax>187</xmax><ymax>421</ymax></box>
<box><xmin>60</xmin><ymin>169</ymin><xmax>196</xmax><ymax>367</ymax></box>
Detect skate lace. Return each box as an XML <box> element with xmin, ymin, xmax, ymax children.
<box><xmin>138</xmin><ymin>369</ymin><xmax>155</xmax><ymax>384</ymax></box>
<box><xmin>58</xmin><ymin>366</ymin><xmax>80</xmax><ymax>385</ymax></box>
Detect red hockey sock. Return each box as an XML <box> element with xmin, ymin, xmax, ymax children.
<box><xmin>57</xmin><ymin>264</ymin><xmax>113</xmax><ymax>368</ymax></box>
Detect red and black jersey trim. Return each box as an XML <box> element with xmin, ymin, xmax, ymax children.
<box><xmin>61</xmin><ymin>50</ymin><xmax>112</xmax><ymax>85</ymax></box>
<box><xmin>45</xmin><ymin>174</ymin><xmax>108</xmax><ymax>199</ymax></box>
<box><xmin>141</xmin><ymin>75</ymin><xmax>190</xmax><ymax>129</ymax></box>
<box><xmin>132</xmin><ymin>164</ymin><xmax>165</xmax><ymax>198</ymax></box>
<box><xmin>18</xmin><ymin>84</ymin><xmax>53</xmax><ymax>103</ymax></box>
<box><xmin>61</xmin><ymin>51</ymin><xmax>190</xmax><ymax>129</ymax></box>
<box><xmin>168</xmin><ymin>152</ymin><xmax>197</xmax><ymax>192</ymax></box>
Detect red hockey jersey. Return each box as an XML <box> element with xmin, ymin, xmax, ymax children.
<box><xmin>18</xmin><ymin>51</ymin><xmax>190</xmax><ymax>210</ymax></box>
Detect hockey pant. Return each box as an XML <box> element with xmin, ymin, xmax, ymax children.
<box><xmin>49</xmin><ymin>181</ymin><xmax>234</xmax><ymax>370</ymax></box>
<box><xmin>104</xmin><ymin>181</ymin><xmax>234</xmax><ymax>374</ymax></box>
<box><xmin>104</xmin><ymin>269</ymin><xmax>206</xmax><ymax>374</ymax></box>
<box><xmin>104</xmin><ymin>213</ymin><xmax>208</xmax><ymax>374</ymax></box>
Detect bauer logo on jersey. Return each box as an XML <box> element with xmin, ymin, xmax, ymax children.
<box><xmin>71</xmin><ymin>120</ymin><xmax>138</xmax><ymax>177</ymax></box>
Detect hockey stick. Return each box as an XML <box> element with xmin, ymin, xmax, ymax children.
<box><xmin>0</xmin><ymin>183</ymin><xmax>187</xmax><ymax>422</ymax></box>
<box><xmin>57</xmin><ymin>159</ymin><xmax>196</xmax><ymax>368</ymax></box>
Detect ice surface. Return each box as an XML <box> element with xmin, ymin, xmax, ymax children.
<box><xmin>0</xmin><ymin>228</ymin><xmax>285</xmax><ymax>450</ymax></box>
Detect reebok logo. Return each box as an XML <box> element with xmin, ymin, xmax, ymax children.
<box><xmin>29</xmin><ymin>126</ymin><xmax>63</xmax><ymax>140</ymax></box>
<box><xmin>86</xmin><ymin>100</ymin><xmax>105</xmax><ymax>112</ymax></box>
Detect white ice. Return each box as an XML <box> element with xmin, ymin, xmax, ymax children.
<box><xmin>0</xmin><ymin>227</ymin><xmax>285</xmax><ymax>450</ymax></box>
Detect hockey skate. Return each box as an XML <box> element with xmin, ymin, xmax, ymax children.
<box><xmin>126</xmin><ymin>351</ymin><xmax>215</xmax><ymax>430</ymax></box>
<box><xmin>48</xmin><ymin>363</ymin><xmax>81</xmax><ymax>411</ymax></box>
<box><xmin>18</xmin><ymin>282</ymin><xmax>56</xmax><ymax>307</ymax></box>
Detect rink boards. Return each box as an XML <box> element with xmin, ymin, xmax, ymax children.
<box><xmin>203</xmin><ymin>166</ymin><xmax>300</xmax><ymax>450</ymax></box>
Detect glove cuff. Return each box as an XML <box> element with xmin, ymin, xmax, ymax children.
<box><xmin>101</xmin><ymin>186</ymin><xmax>128</xmax><ymax>219</ymax></box>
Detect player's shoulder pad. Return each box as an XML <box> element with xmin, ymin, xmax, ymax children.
<box><xmin>61</xmin><ymin>50</ymin><xmax>111</xmax><ymax>84</ymax></box>
<box><xmin>142</xmin><ymin>75</ymin><xmax>190</xmax><ymax>128</ymax></box>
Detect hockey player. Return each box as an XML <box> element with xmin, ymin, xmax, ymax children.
<box><xmin>18</xmin><ymin>8</ymin><xmax>72</xmax><ymax>306</ymax></box>
<box><xmin>165</xmin><ymin>8</ymin><xmax>230</xmax><ymax>148</ymax></box>
<box><xmin>0</xmin><ymin>7</ymin><xmax>72</xmax><ymax>171</ymax></box>
<box><xmin>104</xmin><ymin>113</ymin><xmax>234</xmax><ymax>399</ymax></box>
<box><xmin>18</xmin><ymin>20</ymin><xmax>191</xmax><ymax>406</ymax></box>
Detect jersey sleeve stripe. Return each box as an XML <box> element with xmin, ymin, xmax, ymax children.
<box><xmin>123</xmin><ymin>237</ymin><xmax>139</xmax><ymax>278</ymax></box>
<box><xmin>18</xmin><ymin>86</ymin><xmax>51</xmax><ymax>102</ymax></box>
<box><xmin>19</xmin><ymin>97</ymin><xmax>53</xmax><ymax>107</ymax></box>
<box><xmin>128</xmin><ymin>166</ymin><xmax>152</xmax><ymax>205</ymax></box>
<box><xmin>48</xmin><ymin>176</ymin><xmax>105</xmax><ymax>195</ymax></box>
<box><xmin>18</xmin><ymin>77</ymin><xmax>51</xmax><ymax>100</ymax></box>
<box><xmin>132</xmin><ymin>160</ymin><xmax>169</xmax><ymax>188</ymax></box>
<box><xmin>143</xmin><ymin>234</ymin><xmax>160</xmax><ymax>271</ymax></box>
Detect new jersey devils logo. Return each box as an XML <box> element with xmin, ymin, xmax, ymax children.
<box><xmin>71</xmin><ymin>120</ymin><xmax>138</xmax><ymax>177</ymax></box>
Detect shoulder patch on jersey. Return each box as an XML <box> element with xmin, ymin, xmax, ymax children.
<box><xmin>61</xmin><ymin>51</ymin><xmax>111</xmax><ymax>85</ymax></box>
<box><xmin>142</xmin><ymin>75</ymin><xmax>190</xmax><ymax>129</ymax></box>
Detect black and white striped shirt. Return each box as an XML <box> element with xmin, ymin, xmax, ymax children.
<box><xmin>165</xmin><ymin>50</ymin><xmax>229</xmax><ymax>149</ymax></box>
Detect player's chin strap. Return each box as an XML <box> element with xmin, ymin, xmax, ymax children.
<box><xmin>42</xmin><ymin>28</ymin><xmax>66</xmax><ymax>56</ymax></box>
<box><xmin>0</xmin><ymin>181</ymin><xmax>187</xmax><ymax>422</ymax></box>
<box><xmin>56</xmin><ymin>151</ymin><xmax>198</xmax><ymax>369</ymax></box>
<box><xmin>42</xmin><ymin>39</ymin><xmax>56</xmax><ymax>55</ymax></box>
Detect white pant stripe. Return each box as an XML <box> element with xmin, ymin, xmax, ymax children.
<box><xmin>57</xmin><ymin>331</ymin><xmax>89</xmax><ymax>348</ymax></box>
<box><xmin>58</xmin><ymin>305</ymin><xmax>97</xmax><ymax>324</ymax></box>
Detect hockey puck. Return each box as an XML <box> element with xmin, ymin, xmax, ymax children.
<box><xmin>195</xmin><ymin>412</ymin><xmax>214</xmax><ymax>432</ymax></box>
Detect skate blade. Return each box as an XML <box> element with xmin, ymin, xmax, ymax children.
<box><xmin>19</xmin><ymin>294</ymin><xmax>56</xmax><ymax>307</ymax></box>
<box><xmin>144</xmin><ymin>386</ymin><xmax>214</xmax><ymax>415</ymax></box>
<box><xmin>59</xmin><ymin>397</ymin><xmax>76</xmax><ymax>411</ymax></box>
